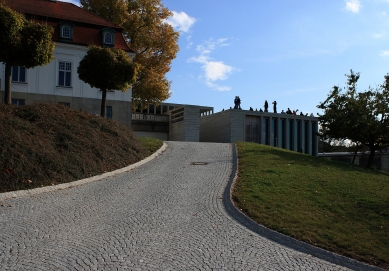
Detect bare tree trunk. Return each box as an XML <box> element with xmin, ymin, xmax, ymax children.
<box><xmin>366</xmin><ymin>145</ymin><xmax>376</xmax><ymax>168</ymax></box>
<box><xmin>4</xmin><ymin>64</ymin><xmax>12</xmax><ymax>105</ymax></box>
<box><xmin>100</xmin><ymin>88</ymin><xmax>107</xmax><ymax>117</ymax></box>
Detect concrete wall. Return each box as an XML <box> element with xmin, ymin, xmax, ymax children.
<box><xmin>183</xmin><ymin>106</ymin><xmax>200</xmax><ymax>142</ymax></box>
<box><xmin>320</xmin><ymin>153</ymin><xmax>389</xmax><ymax>172</ymax></box>
<box><xmin>200</xmin><ymin>111</ymin><xmax>231</xmax><ymax>143</ymax></box>
<box><xmin>0</xmin><ymin>91</ymin><xmax>133</xmax><ymax>127</ymax></box>
<box><xmin>133</xmin><ymin>131</ymin><xmax>168</xmax><ymax>140</ymax></box>
<box><xmin>200</xmin><ymin>109</ymin><xmax>245</xmax><ymax>143</ymax></box>
<box><xmin>169</xmin><ymin>120</ymin><xmax>185</xmax><ymax>141</ymax></box>
<box><xmin>199</xmin><ymin>109</ymin><xmax>250</xmax><ymax>143</ymax></box>
<box><xmin>169</xmin><ymin>106</ymin><xmax>201</xmax><ymax>142</ymax></box>
<box><xmin>230</xmin><ymin>110</ymin><xmax>246</xmax><ymax>143</ymax></box>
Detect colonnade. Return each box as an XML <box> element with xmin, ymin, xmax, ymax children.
<box><xmin>245</xmin><ymin>115</ymin><xmax>318</xmax><ymax>156</ymax></box>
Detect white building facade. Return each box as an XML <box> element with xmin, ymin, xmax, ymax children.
<box><xmin>0</xmin><ymin>0</ymin><xmax>134</xmax><ymax>126</ymax></box>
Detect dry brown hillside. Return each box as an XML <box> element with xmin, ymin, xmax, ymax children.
<box><xmin>0</xmin><ymin>103</ymin><xmax>157</xmax><ymax>193</ymax></box>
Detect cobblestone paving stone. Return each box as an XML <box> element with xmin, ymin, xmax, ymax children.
<box><xmin>0</xmin><ymin>142</ymin><xmax>354</xmax><ymax>270</ymax></box>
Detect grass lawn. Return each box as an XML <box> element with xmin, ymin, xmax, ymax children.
<box><xmin>137</xmin><ymin>136</ymin><xmax>163</xmax><ymax>156</ymax></box>
<box><xmin>233</xmin><ymin>142</ymin><xmax>389</xmax><ymax>269</ymax></box>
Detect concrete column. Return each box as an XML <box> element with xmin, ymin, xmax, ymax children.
<box><xmin>276</xmin><ymin>117</ymin><xmax>281</xmax><ymax>148</ymax></box>
<box><xmin>260</xmin><ymin>116</ymin><xmax>265</xmax><ymax>144</ymax></box>
<box><xmin>300</xmin><ymin>120</ymin><xmax>305</xmax><ymax>153</ymax></box>
<box><xmin>354</xmin><ymin>156</ymin><xmax>360</xmax><ymax>166</ymax></box>
<box><xmin>292</xmin><ymin>118</ymin><xmax>298</xmax><ymax>152</ymax></box>
<box><xmin>268</xmin><ymin>116</ymin><xmax>273</xmax><ymax>146</ymax></box>
<box><xmin>381</xmin><ymin>154</ymin><xmax>389</xmax><ymax>171</ymax></box>
<box><xmin>312</xmin><ymin>120</ymin><xmax>319</xmax><ymax>156</ymax></box>
<box><xmin>282</xmin><ymin>118</ymin><xmax>290</xmax><ymax>150</ymax></box>
<box><xmin>307</xmin><ymin>121</ymin><xmax>312</xmax><ymax>155</ymax></box>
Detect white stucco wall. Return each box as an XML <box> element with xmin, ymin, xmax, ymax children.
<box><xmin>0</xmin><ymin>43</ymin><xmax>132</xmax><ymax>102</ymax></box>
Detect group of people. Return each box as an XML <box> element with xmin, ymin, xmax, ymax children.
<box><xmin>280</xmin><ymin>108</ymin><xmax>314</xmax><ymax>117</ymax></box>
<box><xmin>247</xmin><ymin>100</ymin><xmax>278</xmax><ymax>113</ymax></box>
<box><xmin>231</xmin><ymin>97</ymin><xmax>314</xmax><ymax>117</ymax></box>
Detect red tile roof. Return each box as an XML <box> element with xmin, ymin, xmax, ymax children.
<box><xmin>5</xmin><ymin>0</ymin><xmax>132</xmax><ymax>51</ymax></box>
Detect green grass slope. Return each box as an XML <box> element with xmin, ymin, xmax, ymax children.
<box><xmin>233</xmin><ymin>142</ymin><xmax>389</xmax><ymax>270</ymax></box>
<box><xmin>0</xmin><ymin>103</ymin><xmax>162</xmax><ymax>193</ymax></box>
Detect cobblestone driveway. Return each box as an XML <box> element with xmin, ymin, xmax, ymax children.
<box><xmin>0</xmin><ymin>142</ymin><xmax>359</xmax><ymax>270</ymax></box>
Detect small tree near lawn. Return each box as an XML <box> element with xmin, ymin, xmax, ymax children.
<box><xmin>317</xmin><ymin>70</ymin><xmax>389</xmax><ymax>167</ymax></box>
<box><xmin>77</xmin><ymin>45</ymin><xmax>138</xmax><ymax>117</ymax></box>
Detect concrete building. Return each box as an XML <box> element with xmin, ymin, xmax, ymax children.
<box><xmin>132</xmin><ymin>104</ymin><xmax>319</xmax><ymax>156</ymax></box>
<box><xmin>131</xmin><ymin>102</ymin><xmax>213</xmax><ymax>141</ymax></box>
<box><xmin>0</xmin><ymin>0</ymin><xmax>134</xmax><ymax>126</ymax></box>
<box><xmin>200</xmin><ymin>109</ymin><xmax>319</xmax><ymax>156</ymax></box>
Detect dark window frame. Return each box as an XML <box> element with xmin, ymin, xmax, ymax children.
<box><xmin>11</xmin><ymin>66</ymin><xmax>27</xmax><ymax>83</ymax></box>
<box><xmin>106</xmin><ymin>106</ymin><xmax>113</xmax><ymax>119</ymax></box>
<box><xmin>58</xmin><ymin>61</ymin><xmax>72</xmax><ymax>87</ymax></box>
<box><xmin>11</xmin><ymin>98</ymin><xmax>25</xmax><ymax>106</ymax></box>
<box><xmin>59</xmin><ymin>22</ymin><xmax>74</xmax><ymax>42</ymax></box>
<box><xmin>101</xmin><ymin>27</ymin><xmax>116</xmax><ymax>47</ymax></box>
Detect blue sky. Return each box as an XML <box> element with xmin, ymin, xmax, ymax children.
<box><xmin>66</xmin><ymin>0</ymin><xmax>389</xmax><ymax>115</ymax></box>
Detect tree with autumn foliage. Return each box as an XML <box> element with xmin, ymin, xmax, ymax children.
<box><xmin>317</xmin><ymin>70</ymin><xmax>389</xmax><ymax>168</ymax></box>
<box><xmin>77</xmin><ymin>45</ymin><xmax>138</xmax><ymax>117</ymax></box>
<box><xmin>0</xmin><ymin>4</ymin><xmax>55</xmax><ymax>104</ymax></box>
<box><xmin>80</xmin><ymin>0</ymin><xmax>179</xmax><ymax>108</ymax></box>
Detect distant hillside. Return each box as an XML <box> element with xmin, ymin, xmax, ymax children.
<box><xmin>0</xmin><ymin>103</ymin><xmax>154</xmax><ymax>193</ymax></box>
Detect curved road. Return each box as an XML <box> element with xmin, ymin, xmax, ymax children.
<box><xmin>0</xmin><ymin>142</ymin><xmax>357</xmax><ymax>270</ymax></box>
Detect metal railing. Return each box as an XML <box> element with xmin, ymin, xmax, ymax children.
<box><xmin>170</xmin><ymin>107</ymin><xmax>185</xmax><ymax>123</ymax></box>
<box><xmin>132</xmin><ymin>113</ymin><xmax>169</xmax><ymax>122</ymax></box>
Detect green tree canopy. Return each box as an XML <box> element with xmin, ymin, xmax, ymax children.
<box><xmin>77</xmin><ymin>45</ymin><xmax>138</xmax><ymax>117</ymax></box>
<box><xmin>0</xmin><ymin>4</ymin><xmax>55</xmax><ymax>104</ymax></box>
<box><xmin>80</xmin><ymin>0</ymin><xmax>179</xmax><ymax>108</ymax></box>
<box><xmin>317</xmin><ymin>70</ymin><xmax>389</xmax><ymax>167</ymax></box>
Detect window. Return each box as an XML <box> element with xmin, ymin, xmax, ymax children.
<box><xmin>62</xmin><ymin>26</ymin><xmax>70</xmax><ymax>38</ymax></box>
<box><xmin>58</xmin><ymin>61</ymin><xmax>72</xmax><ymax>87</ymax></box>
<box><xmin>11</xmin><ymin>99</ymin><xmax>25</xmax><ymax>106</ymax></box>
<box><xmin>102</xmin><ymin>28</ymin><xmax>115</xmax><ymax>47</ymax></box>
<box><xmin>106</xmin><ymin>106</ymin><xmax>113</xmax><ymax>119</ymax></box>
<box><xmin>12</xmin><ymin>66</ymin><xmax>26</xmax><ymax>83</ymax></box>
<box><xmin>104</xmin><ymin>32</ymin><xmax>113</xmax><ymax>44</ymax></box>
<box><xmin>59</xmin><ymin>22</ymin><xmax>74</xmax><ymax>42</ymax></box>
<box><xmin>58</xmin><ymin>102</ymin><xmax>70</xmax><ymax>108</ymax></box>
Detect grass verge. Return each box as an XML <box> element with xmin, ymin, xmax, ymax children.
<box><xmin>137</xmin><ymin>136</ymin><xmax>163</xmax><ymax>156</ymax></box>
<box><xmin>233</xmin><ymin>142</ymin><xmax>389</xmax><ymax>270</ymax></box>
<box><xmin>0</xmin><ymin>103</ymin><xmax>163</xmax><ymax>193</ymax></box>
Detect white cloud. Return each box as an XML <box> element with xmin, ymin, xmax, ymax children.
<box><xmin>380</xmin><ymin>50</ymin><xmax>389</xmax><ymax>56</ymax></box>
<box><xmin>60</xmin><ymin>0</ymin><xmax>80</xmax><ymax>6</ymax></box>
<box><xmin>345</xmin><ymin>0</ymin><xmax>362</xmax><ymax>13</ymax></box>
<box><xmin>188</xmin><ymin>38</ymin><xmax>236</xmax><ymax>91</ymax></box>
<box><xmin>206</xmin><ymin>82</ymin><xmax>231</xmax><ymax>92</ymax></box>
<box><xmin>204</xmin><ymin>61</ymin><xmax>233</xmax><ymax>81</ymax></box>
<box><xmin>186</xmin><ymin>35</ymin><xmax>194</xmax><ymax>49</ymax></box>
<box><xmin>373</xmin><ymin>30</ymin><xmax>386</xmax><ymax>38</ymax></box>
<box><xmin>165</xmin><ymin>11</ymin><xmax>196</xmax><ymax>33</ymax></box>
